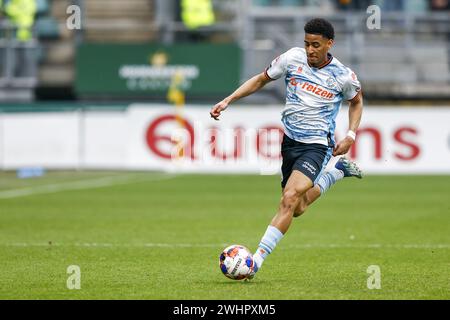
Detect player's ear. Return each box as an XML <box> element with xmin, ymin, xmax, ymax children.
<box><xmin>327</xmin><ymin>39</ymin><xmax>334</xmax><ymax>49</ymax></box>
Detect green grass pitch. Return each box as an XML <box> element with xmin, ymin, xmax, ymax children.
<box><xmin>0</xmin><ymin>171</ymin><xmax>449</xmax><ymax>299</ymax></box>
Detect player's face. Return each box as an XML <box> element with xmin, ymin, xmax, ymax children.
<box><xmin>304</xmin><ymin>34</ymin><xmax>333</xmax><ymax>67</ymax></box>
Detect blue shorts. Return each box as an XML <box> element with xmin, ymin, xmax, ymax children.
<box><xmin>281</xmin><ymin>134</ymin><xmax>332</xmax><ymax>188</ymax></box>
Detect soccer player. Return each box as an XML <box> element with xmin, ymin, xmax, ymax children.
<box><xmin>210</xmin><ymin>18</ymin><xmax>363</xmax><ymax>277</ymax></box>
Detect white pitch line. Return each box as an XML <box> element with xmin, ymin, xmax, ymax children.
<box><xmin>0</xmin><ymin>173</ymin><xmax>176</xmax><ymax>199</ymax></box>
<box><xmin>287</xmin><ymin>243</ymin><xmax>450</xmax><ymax>249</ymax></box>
<box><xmin>3</xmin><ymin>242</ymin><xmax>450</xmax><ymax>249</ymax></box>
<box><xmin>4</xmin><ymin>242</ymin><xmax>226</xmax><ymax>248</ymax></box>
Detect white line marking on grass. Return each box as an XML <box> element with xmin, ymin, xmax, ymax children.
<box><xmin>3</xmin><ymin>242</ymin><xmax>450</xmax><ymax>249</ymax></box>
<box><xmin>287</xmin><ymin>243</ymin><xmax>450</xmax><ymax>249</ymax></box>
<box><xmin>4</xmin><ymin>242</ymin><xmax>227</xmax><ymax>248</ymax></box>
<box><xmin>0</xmin><ymin>173</ymin><xmax>176</xmax><ymax>199</ymax></box>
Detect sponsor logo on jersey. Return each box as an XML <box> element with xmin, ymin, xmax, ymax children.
<box><xmin>289</xmin><ymin>78</ymin><xmax>335</xmax><ymax>100</ymax></box>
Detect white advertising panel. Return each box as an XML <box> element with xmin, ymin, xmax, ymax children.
<box><xmin>127</xmin><ymin>105</ymin><xmax>450</xmax><ymax>174</ymax></box>
<box><xmin>1</xmin><ymin>112</ymin><xmax>80</xmax><ymax>169</ymax></box>
<box><xmin>1</xmin><ymin>106</ymin><xmax>449</xmax><ymax>174</ymax></box>
<box><xmin>83</xmin><ymin>112</ymin><xmax>128</xmax><ymax>168</ymax></box>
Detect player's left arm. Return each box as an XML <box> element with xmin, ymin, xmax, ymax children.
<box><xmin>333</xmin><ymin>91</ymin><xmax>363</xmax><ymax>156</ymax></box>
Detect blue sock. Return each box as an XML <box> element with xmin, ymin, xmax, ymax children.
<box><xmin>316</xmin><ymin>168</ymin><xmax>344</xmax><ymax>194</ymax></box>
<box><xmin>253</xmin><ymin>225</ymin><xmax>284</xmax><ymax>269</ymax></box>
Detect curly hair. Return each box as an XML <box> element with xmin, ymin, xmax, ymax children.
<box><xmin>304</xmin><ymin>18</ymin><xmax>335</xmax><ymax>40</ymax></box>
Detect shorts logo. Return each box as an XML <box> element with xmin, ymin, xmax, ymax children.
<box><xmin>302</xmin><ymin>161</ymin><xmax>317</xmax><ymax>176</ymax></box>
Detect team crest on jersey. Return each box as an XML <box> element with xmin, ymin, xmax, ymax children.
<box><xmin>297</xmin><ymin>66</ymin><xmax>303</xmax><ymax>74</ymax></box>
<box><xmin>326</xmin><ymin>77</ymin><xmax>337</xmax><ymax>89</ymax></box>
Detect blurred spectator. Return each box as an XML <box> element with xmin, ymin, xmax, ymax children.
<box><xmin>4</xmin><ymin>0</ymin><xmax>37</xmax><ymax>78</ymax></box>
<box><xmin>181</xmin><ymin>0</ymin><xmax>215</xmax><ymax>30</ymax></box>
<box><xmin>335</xmin><ymin>0</ymin><xmax>358</xmax><ymax>10</ymax></box>
<box><xmin>335</xmin><ymin>0</ymin><xmax>372</xmax><ymax>10</ymax></box>
<box><xmin>5</xmin><ymin>0</ymin><xmax>36</xmax><ymax>41</ymax></box>
<box><xmin>429</xmin><ymin>0</ymin><xmax>450</xmax><ymax>10</ymax></box>
<box><xmin>177</xmin><ymin>0</ymin><xmax>215</xmax><ymax>42</ymax></box>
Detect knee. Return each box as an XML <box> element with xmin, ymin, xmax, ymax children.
<box><xmin>293</xmin><ymin>195</ymin><xmax>308</xmax><ymax>218</ymax></box>
<box><xmin>280</xmin><ymin>188</ymin><xmax>302</xmax><ymax>212</ymax></box>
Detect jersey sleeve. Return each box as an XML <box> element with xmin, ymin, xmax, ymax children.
<box><xmin>265</xmin><ymin>50</ymin><xmax>289</xmax><ymax>80</ymax></box>
<box><xmin>342</xmin><ymin>68</ymin><xmax>362</xmax><ymax>101</ymax></box>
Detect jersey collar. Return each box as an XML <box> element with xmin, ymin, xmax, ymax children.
<box><xmin>309</xmin><ymin>53</ymin><xmax>333</xmax><ymax>70</ymax></box>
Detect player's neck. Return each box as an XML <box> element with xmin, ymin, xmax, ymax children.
<box><xmin>308</xmin><ymin>53</ymin><xmax>332</xmax><ymax>69</ymax></box>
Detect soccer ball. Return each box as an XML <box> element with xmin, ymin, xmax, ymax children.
<box><xmin>219</xmin><ymin>245</ymin><xmax>255</xmax><ymax>280</ymax></box>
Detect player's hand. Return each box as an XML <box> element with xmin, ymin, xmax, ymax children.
<box><xmin>210</xmin><ymin>101</ymin><xmax>229</xmax><ymax>121</ymax></box>
<box><xmin>333</xmin><ymin>137</ymin><xmax>354</xmax><ymax>156</ymax></box>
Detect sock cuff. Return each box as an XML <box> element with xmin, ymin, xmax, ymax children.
<box><xmin>318</xmin><ymin>183</ymin><xmax>325</xmax><ymax>194</ymax></box>
<box><xmin>330</xmin><ymin>167</ymin><xmax>345</xmax><ymax>180</ymax></box>
<box><xmin>268</xmin><ymin>225</ymin><xmax>284</xmax><ymax>238</ymax></box>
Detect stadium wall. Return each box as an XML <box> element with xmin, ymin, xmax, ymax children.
<box><xmin>0</xmin><ymin>105</ymin><xmax>449</xmax><ymax>174</ymax></box>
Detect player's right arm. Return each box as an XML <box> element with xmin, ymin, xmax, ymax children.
<box><xmin>210</xmin><ymin>72</ymin><xmax>271</xmax><ymax>121</ymax></box>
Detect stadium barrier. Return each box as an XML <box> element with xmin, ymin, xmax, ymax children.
<box><xmin>0</xmin><ymin>105</ymin><xmax>449</xmax><ymax>174</ymax></box>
